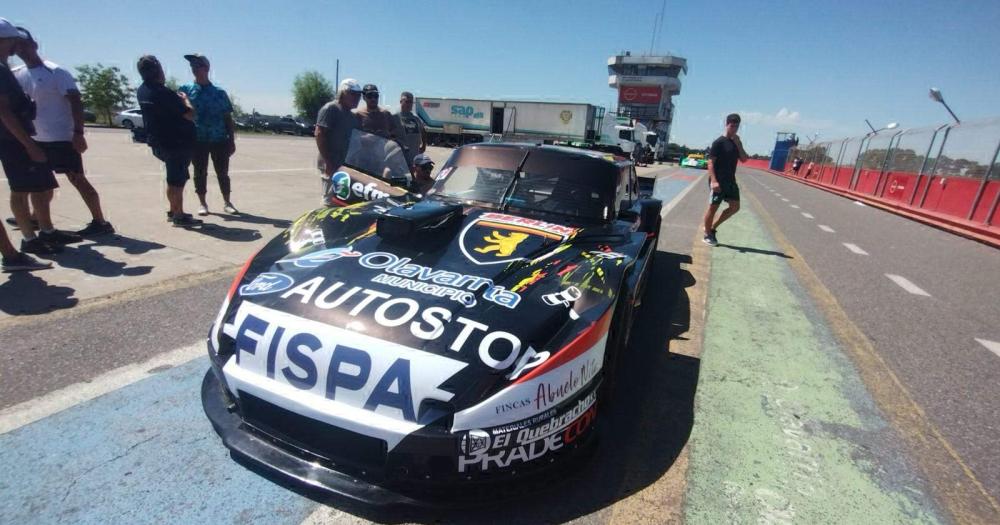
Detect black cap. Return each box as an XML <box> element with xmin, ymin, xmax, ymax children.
<box><xmin>362</xmin><ymin>84</ymin><xmax>379</xmax><ymax>95</ymax></box>
<box><xmin>184</xmin><ymin>53</ymin><xmax>209</xmax><ymax>67</ymax></box>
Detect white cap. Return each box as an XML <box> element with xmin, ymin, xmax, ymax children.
<box><xmin>0</xmin><ymin>18</ymin><xmax>27</xmax><ymax>39</ymax></box>
<box><xmin>413</xmin><ymin>153</ymin><xmax>434</xmax><ymax>166</ymax></box>
<box><xmin>339</xmin><ymin>78</ymin><xmax>363</xmax><ymax>93</ymax></box>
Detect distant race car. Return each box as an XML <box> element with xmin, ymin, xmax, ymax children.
<box><xmin>680</xmin><ymin>153</ymin><xmax>708</xmax><ymax>169</ymax></box>
<box><xmin>201</xmin><ymin>142</ymin><xmax>662</xmax><ymax>506</ymax></box>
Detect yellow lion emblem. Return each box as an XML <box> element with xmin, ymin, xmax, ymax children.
<box><xmin>474</xmin><ymin>231</ymin><xmax>529</xmax><ymax>257</ymax></box>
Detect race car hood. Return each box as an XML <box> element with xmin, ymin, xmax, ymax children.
<box><xmin>215</xmin><ymin>199</ymin><xmax>633</xmax><ymax>431</ymax></box>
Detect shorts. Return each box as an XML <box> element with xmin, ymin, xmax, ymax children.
<box><xmin>709</xmin><ymin>179</ymin><xmax>740</xmax><ymax>205</ymax></box>
<box><xmin>39</xmin><ymin>141</ymin><xmax>84</xmax><ymax>174</ymax></box>
<box><xmin>0</xmin><ymin>140</ymin><xmax>60</xmax><ymax>193</ymax></box>
<box><xmin>153</xmin><ymin>147</ymin><xmax>192</xmax><ymax>188</ymax></box>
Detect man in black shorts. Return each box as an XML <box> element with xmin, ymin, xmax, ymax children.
<box><xmin>14</xmin><ymin>27</ymin><xmax>113</xmax><ymax>236</ymax></box>
<box><xmin>0</xmin><ymin>19</ymin><xmax>71</xmax><ymax>255</ymax></box>
<box><xmin>136</xmin><ymin>55</ymin><xmax>201</xmax><ymax>226</ymax></box>
<box><xmin>703</xmin><ymin>113</ymin><xmax>748</xmax><ymax>246</ymax></box>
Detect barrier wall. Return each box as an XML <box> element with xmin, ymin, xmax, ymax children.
<box><xmin>756</xmin><ymin>117</ymin><xmax>1000</xmax><ymax>246</ymax></box>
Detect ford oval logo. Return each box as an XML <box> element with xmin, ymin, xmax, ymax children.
<box><xmin>239</xmin><ymin>272</ymin><xmax>295</xmax><ymax>296</ymax></box>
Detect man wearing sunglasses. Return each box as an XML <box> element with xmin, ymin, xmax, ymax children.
<box><xmin>702</xmin><ymin>113</ymin><xmax>748</xmax><ymax>246</ymax></box>
<box><xmin>354</xmin><ymin>84</ymin><xmax>391</xmax><ymax>138</ymax></box>
<box><xmin>180</xmin><ymin>53</ymin><xmax>238</xmax><ymax>216</ymax></box>
<box><xmin>316</xmin><ymin>78</ymin><xmax>362</xmax><ymax>199</ymax></box>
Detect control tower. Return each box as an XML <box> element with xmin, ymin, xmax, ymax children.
<box><xmin>608</xmin><ymin>51</ymin><xmax>687</xmax><ymax>161</ymax></box>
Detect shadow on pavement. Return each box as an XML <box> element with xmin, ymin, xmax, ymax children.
<box><xmin>0</xmin><ymin>271</ymin><xmax>78</xmax><ymax>315</ymax></box>
<box><xmin>182</xmin><ymin>222</ymin><xmax>263</xmax><ymax>242</ymax></box>
<box><xmin>48</xmin><ymin>243</ymin><xmax>154</xmax><ymax>278</ymax></box>
<box><xmin>90</xmin><ymin>233</ymin><xmax>166</xmax><ymax>255</ymax></box>
<box><xmin>210</xmin><ymin>212</ymin><xmax>292</xmax><ymax>230</ymax></box>
<box><xmin>718</xmin><ymin>243</ymin><xmax>792</xmax><ymax>258</ymax></box>
<box><xmin>238</xmin><ymin>250</ymin><xmax>700</xmax><ymax>523</ymax></box>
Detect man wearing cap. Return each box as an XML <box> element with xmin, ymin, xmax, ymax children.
<box><xmin>180</xmin><ymin>53</ymin><xmax>238</xmax><ymax>216</ymax></box>
<box><xmin>136</xmin><ymin>54</ymin><xmax>201</xmax><ymax>226</ymax></box>
<box><xmin>390</xmin><ymin>91</ymin><xmax>426</xmax><ymax>168</ymax></box>
<box><xmin>354</xmin><ymin>84</ymin><xmax>391</xmax><ymax>138</ymax></box>
<box><xmin>315</xmin><ymin>78</ymin><xmax>361</xmax><ymax>200</ymax></box>
<box><xmin>0</xmin><ymin>19</ymin><xmax>68</xmax><ymax>256</ymax></box>
<box><xmin>14</xmin><ymin>27</ymin><xmax>114</xmax><ymax>236</ymax></box>
<box><xmin>409</xmin><ymin>153</ymin><xmax>435</xmax><ymax>195</ymax></box>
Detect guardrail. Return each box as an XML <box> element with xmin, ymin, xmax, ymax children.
<box><xmin>745</xmin><ymin>117</ymin><xmax>1000</xmax><ymax>246</ymax></box>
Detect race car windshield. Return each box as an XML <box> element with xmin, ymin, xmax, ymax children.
<box><xmin>430</xmin><ymin>146</ymin><xmax>523</xmax><ymax>206</ymax></box>
<box><xmin>432</xmin><ymin>146</ymin><xmax>616</xmax><ymax>221</ymax></box>
<box><xmin>505</xmin><ymin>149</ymin><xmax>617</xmax><ymax>221</ymax></box>
<box><xmin>343</xmin><ymin>130</ymin><xmax>412</xmax><ymax>186</ymax></box>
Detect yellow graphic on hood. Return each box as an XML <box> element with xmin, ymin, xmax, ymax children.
<box><xmin>474</xmin><ymin>231</ymin><xmax>529</xmax><ymax>257</ymax></box>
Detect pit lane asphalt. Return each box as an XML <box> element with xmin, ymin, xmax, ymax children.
<box><xmin>0</xmin><ymin>155</ymin><xmax>708</xmax><ymax>523</ymax></box>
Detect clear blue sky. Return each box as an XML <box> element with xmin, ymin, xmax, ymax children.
<box><xmin>7</xmin><ymin>0</ymin><xmax>1000</xmax><ymax>154</ymax></box>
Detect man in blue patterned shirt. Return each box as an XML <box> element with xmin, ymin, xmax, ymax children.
<box><xmin>180</xmin><ymin>53</ymin><xmax>238</xmax><ymax>215</ymax></box>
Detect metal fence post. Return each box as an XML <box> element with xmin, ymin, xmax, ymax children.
<box><xmin>875</xmin><ymin>130</ymin><xmax>905</xmax><ymax>197</ymax></box>
<box><xmin>910</xmin><ymin>124</ymin><xmax>949</xmax><ymax>206</ymax></box>
<box><xmin>919</xmin><ymin>125</ymin><xmax>953</xmax><ymax>208</ymax></box>
<box><xmin>850</xmin><ymin>135</ymin><xmax>871</xmax><ymax>191</ymax></box>
<box><xmin>966</xmin><ymin>138</ymin><xmax>1000</xmax><ymax>221</ymax></box>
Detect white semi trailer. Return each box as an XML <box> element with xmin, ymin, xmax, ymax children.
<box><xmin>414</xmin><ymin>97</ymin><xmax>648</xmax><ymax>156</ymax></box>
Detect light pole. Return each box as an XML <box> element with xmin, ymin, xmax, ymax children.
<box><xmin>929</xmin><ymin>88</ymin><xmax>960</xmax><ymax>124</ymax></box>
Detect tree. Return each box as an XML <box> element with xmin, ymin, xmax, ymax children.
<box><xmin>292</xmin><ymin>71</ymin><xmax>334</xmax><ymax>124</ymax></box>
<box><xmin>76</xmin><ymin>64</ymin><xmax>134</xmax><ymax>126</ymax></box>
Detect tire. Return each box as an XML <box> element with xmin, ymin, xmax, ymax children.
<box><xmin>121</xmin><ymin>119</ymin><xmax>134</xmax><ymax>129</ymax></box>
<box><xmin>599</xmin><ymin>291</ymin><xmax>634</xmax><ymax>410</ymax></box>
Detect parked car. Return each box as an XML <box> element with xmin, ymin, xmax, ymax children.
<box><xmin>202</xmin><ymin>140</ymin><xmax>661</xmax><ymax>506</ymax></box>
<box><xmin>265</xmin><ymin>116</ymin><xmax>313</xmax><ymax>136</ymax></box>
<box><xmin>112</xmin><ymin>108</ymin><xmax>144</xmax><ymax>129</ymax></box>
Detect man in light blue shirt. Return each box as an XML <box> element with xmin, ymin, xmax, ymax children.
<box><xmin>180</xmin><ymin>53</ymin><xmax>237</xmax><ymax>215</ymax></box>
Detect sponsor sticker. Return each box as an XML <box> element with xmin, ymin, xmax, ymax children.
<box><xmin>459</xmin><ymin>213</ymin><xmax>578</xmax><ymax>266</ymax></box>
<box><xmin>278</xmin><ymin>246</ymin><xmax>362</xmax><ymax>269</ymax></box>
<box><xmin>223</xmin><ymin>302</ymin><xmax>467</xmax><ymax>423</ymax></box>
<box><xmin>458</xmin><ymin>390</ymin><xmax>598</xmax><ymax>472</ymax></box>
<box><xmin>331</xmin><ymin>171</ymin><xmax>352</xmax><ymax>201</ymax></box>
<box><xmin>239</xmin><ymin>273</ymin><xmax>295</xmax><ymax>296</ymax></box>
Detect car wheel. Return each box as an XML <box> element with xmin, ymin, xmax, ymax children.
<box><xmin>121</xmin><ymin>120</ymin><xmax>134</xmax><ymax>129</ymax></box>
<box><xmin>599</xmin><ymin>291</ymin><xmax>634</xmax><ymax>410</ymax></box>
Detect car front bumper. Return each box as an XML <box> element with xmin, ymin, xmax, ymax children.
<box><xmin>201</xmin><ymin>368</ymin><xmax>598</xmax><ymax>508</ymax></box>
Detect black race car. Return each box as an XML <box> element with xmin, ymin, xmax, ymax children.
<box><xmin>202</xmin><ymin>143</ymin><xmax>662</xmax><ymax>506</ymax></box>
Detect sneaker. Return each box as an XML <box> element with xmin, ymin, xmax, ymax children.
<box><xmin>2</xmin><ymin>252</ymin><xmax>53</xmax><ymax>272</ymax></box>
<box><xmin>167</xmin><ymin>211</ymin><xmax>195</xmax><ymax>222</ymax></box>
<box><xmin>197</xmin><ymin>205</ymin><xmax>209</xmax><ymax>216</ymax></box>
<box><xmin>39</xmin><ymin>229</ymin><xmax>84</xmax><ymax>245</ymax></box>
<box><xmin>172</xmin><ymin>215</ymin><xmax>204</xmax><ymax>227</ymax></box>
<box><xmin>20</xmin><ymin>237</ymin><xmax>64</xmax><ymax>255</ymax></box>
<box><xmin>702</xmin><ymin>230</ymin><xmax>718</xmax><ymax>247</ymax></box>
<box><xmin>223</xmin><ymin>202</ymin><xmax>239</xmax><ymax>214</ymax></box>
<box><xmin>76</xmin><ymin>220</ymin><xmax>116</xmax><ymax>237</ymax></box>
<box><xmin>5</xmin><ymin>217</ymin><xmax>39</xmax><ymax>229</ymax></box>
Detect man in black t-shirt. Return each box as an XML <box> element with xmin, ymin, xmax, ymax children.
<box><xmin>702</xmin><ymin>113</ymin><xmax>748</xmax><ymax>246</ymax></box>
<box><xmin>136</xmin><ymin>55</ymin><xmax>201</xmax><ymax>226</ymax></box>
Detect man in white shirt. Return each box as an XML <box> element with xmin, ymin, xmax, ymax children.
<box><xmin>14</xmin><ymin>28</ymin><xmax>113</xmax><ymax>236</ymax></box>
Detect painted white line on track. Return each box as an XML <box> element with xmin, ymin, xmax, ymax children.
<box><xmin>818</xmin><ymin>224</ymin><xmax>835</xmax><ymax>233</ymax></box>
<box><xmin>843</xmin><ymin>243</ymin><xmax>869</xmax><ymax>255</ymax></box>
<box><xmin>855</xmin><ymin>201</ymin><xmax>866</xmax><ymax>206</ymax></box>
<box><xmin>790</xmin><ymin>204</ymin><xmax>800</xmax><ymax>209</ymax></box>
<box><xmin>801</xmin><ymin>212</ymin><xmax>814</xmax><ymax>219</ymax></box>
<box><xmin>885</xmin><ymin>274</ymin><xmax>931</xmax><ymax>297</ymax></box>
<box><xmin>0</xmin><ymin>343</ymin><xmax>205</xmax><ymax>435</ymax></box>
<box><xmin>659</xmin><ymin>172</ymin><xmax>705</xmax><ymax>219</ymax></box>
<box><xmin>781</xmin><ymin>198</ymin><xmax>789</xmax><ymax>202</ymax></box>
<box><xmin>975</xmin><ymin>338</ymin><xmax>1000</xmax><ymax>358</ymax></box>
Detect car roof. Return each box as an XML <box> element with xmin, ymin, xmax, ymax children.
<box><xmin>463</xmin><ymin>142</ymin><xmax>631</xmax><ymax>167</ymax></box>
